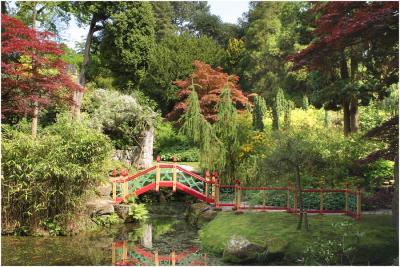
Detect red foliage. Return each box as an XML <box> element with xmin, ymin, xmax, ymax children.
<box><xmin>167</xmin><ymin>60</ymin><xmax>248</xmax><ymax>123</ymax></box>
<box><xmin>1</xmin><ymin>14</ymin><xmax>82</xmax><ymax>118</ymax></box>
<box><xmin>289</xmin><ymin>2</ymin><xmax>399</xmax><ymax>70</ymax></box>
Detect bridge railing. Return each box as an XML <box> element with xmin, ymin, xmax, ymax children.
<box><xmin>216</xmin><ymin>180</ymin><xmax>361</xmax><ymax>220</ymax></box>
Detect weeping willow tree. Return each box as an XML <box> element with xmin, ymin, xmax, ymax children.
<box><xmin>214</xmin><ymin>82</ymin><xmax>242</xmax><ymax>183</ymax></box>
<box><xmin>179</xmin><ymin>80</ymin><xmax>223</xmax><ymax>171</ymax></box>
<box><xmin>253</xmin><ymin>95</ymin><xmax>267</xmax><ymax>131</ymax></box>
<box><xmin>179</xmin><ymin>79</ymin><xmax>242</xmax><ymax>184</ymax></box>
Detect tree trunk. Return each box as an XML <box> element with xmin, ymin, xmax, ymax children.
<box><xmin>393</xmin><ymin>153</ymin><xmax>398</xmax><ymax>239</ymax></box>
<box><xmin>295</xmin><ymin>165</ymin><xmax>306</xmax><ymax>231</ymax></box>
<box><xmin>75</xmin><ymin>15</ymin><xmax>97</xmax><ymax>121</ymax></box>
<box><xmin>350</xmin><ymin>97</ymin><xmax>359</xmax><ymax>133</ymax></box>
<box><xmin>343</xmin><ymin>100</ymin><xmax>351</xmax><ymax>136</ymax></box>
<box><xmin>1</xmin><ymin>1</ymin><xmax>8</xmax><ymax>14</ymax></box>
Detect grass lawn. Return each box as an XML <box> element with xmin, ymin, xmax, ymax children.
<box><xmin>199</xmin><ymin>212</ymin><xmax>398</xmax><ymax>265</ymax></box>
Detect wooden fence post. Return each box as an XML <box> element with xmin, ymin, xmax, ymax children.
<box><xmin>215</xmin><ymin>172</ymin><xmax>220</xmax><ymax>208</ymax></box>
<box><xmin>156</xmin><ymin>155</ymin><xmax>161</xmax><ymax>192</ymax></box>
<box><xmin>356</xmin><ymin>187</ymin><xmax>362</xmax><ymax>220</ymax></box>
<box><xmin>293</xmin><ymin>187</ymin><xmax>298</xmax><ymax>213</ymax></box>
<box><xmin>154</xmin><ymin>249</ymin><xmax>159</xmax><ymax>266</ymax></box>
<box><xmin>262</xmin><ymin>190</ymin><xmax>266</xmax><ymax>208</ymax></box>
<box><xmin>320</xmin><ymin>181</ymin><xmax>324</xmax><ymax>214</ymax></box>
<box><xmin>345</xmin><ymin>182</ymin><xmax>349</xmax><ymax>214</ymax></box>
<box><xmin>171</xmin><ymin>250</ymin><xmax>176</xmax><ymax>266</ymax></box>
<box><xmin>172</xmin><ymin>156</ymin><xmax>177</xmax><ymax>193</ymax></box>
<box><xmin>287</xmin><ymin>182</ymin><xmax>291</xmax><ymax>212</ymax></box>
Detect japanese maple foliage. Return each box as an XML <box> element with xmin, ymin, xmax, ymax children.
<box><xmin>167</xmin><ymin>60</ymin><xmax>248</xmax><ymax>123</ymax></box>
<box><xmin>1</xmin><ymin>14</ymin><xmax>82</xmax><ymax>119</ymax></box>
<box><xmin>289</xmin><ymin>2</ymin><xmax>398</xmax><ymax>70</ymax></box>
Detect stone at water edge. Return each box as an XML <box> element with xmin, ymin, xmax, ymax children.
<box><xmin>222</xmin><ymin>235</ymin><xmax>266</xmax><ymax>263</ymax></box>
<box><xmin>85</xmin><ymin>197</ymin><xmax>114</xmax><ymax>216</ymax></box>
<box><xmin>114</xmin><ymin>204</ymin><xmax>136</xmax><ymax>223</ymax></box>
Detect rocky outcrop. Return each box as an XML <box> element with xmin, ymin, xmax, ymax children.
<box><xmin>186</xmin><ymin>202</ymin><xmax>217</xmax><ymax>228</ymax></box>
<box><xmin>222</xmin><ymin>235</ymin><xmax>266</xmax><ymax>263</ymax></box>
<box><xmin>95</xmin><ymin>183</ymin><xmax>112</xmax><ymax>197</ymax></box>
<box><xmin>86</xmin><ymin>197</ymin><xmax>114</xmax><ymax>216</ymax></box>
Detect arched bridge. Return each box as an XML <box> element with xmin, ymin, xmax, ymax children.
<box><xmin>110</xmin><ymin>157</ymin><xmax>218</xmax><ymax>204</ymax></box>
<box><xmin>110</xmin><ymin>157</ymin><xmax>362</xmax><ymax>220</ymax></box>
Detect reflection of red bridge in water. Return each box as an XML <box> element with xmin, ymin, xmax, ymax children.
<box><xmin>112</xmin><ymin>241</ymin><xmax>207</xmax><ymax>266</ymax></box>
<box><xmin>110</xmin><ymin>156</ymin><xmax>362</xmax><ymax>219</ymax></box>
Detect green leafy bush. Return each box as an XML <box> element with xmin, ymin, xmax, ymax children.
<box><xmin>128</xmin><ymin>203</ymin><xmax>149</xmax><ymax>221</ymax></box>
<box><xmin>154</xmin><ymin>121</ymin><xmax>199</xmax><ymax>162</ymax></box>
<box><xmin>1</xmin><ymin>116</ymin><xmax>113</xmax><ymax>232</ymax></box>
<box><xmin>159</xmin><ymin>145</ymin><xmax>199</xmax><ymax>162</ymax></box>
<box><xmin>303</xmin><ymin>221</ymin><xmax>364</xmax><ymax>265</ymax></box>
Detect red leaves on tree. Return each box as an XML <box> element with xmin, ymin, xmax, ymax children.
<box><xmin>288</xmin><ymin>2</ymin><xmax>399</xmax><ymax>70</ymax></box>
<box><xmin>1</xmin><ymin>14</ymin><xmax>82</xmax><ymax>119</ymax></box>
<box><xmin>167</xmin><ymin>60</ymin><xmax>248</xmax><ymax>123</ymax></box>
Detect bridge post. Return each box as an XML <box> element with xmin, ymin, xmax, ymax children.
<box><xmin>111</xmin><ymin>242</ymin><xmax>115</xmax><ymax>266</ymax></box>
<box><xmin>112</xmin><ymin>169</ymin><xmax>117</xmax><ymax>202</ymax></box>
<box><xmin>216</xmin><ymin>178</ymin><xmax>220</xmax><ymax>208</ymax></box>
<box><xmin>122</xmin><ymin>240</ymin><xmax>128</xmax><ymax>264</ymax></box>
<box><xmin>172</xmin><ymin>156</ymin><xmax>177</xmax><ymax>192</ymax></box>
<box><xmin>211</xmin><ymin>173</ymin><xmax>216</xmax><ymax>201</ymax></box>
<box><xmin>156</xmin><ymin>155</ymin><xmax>161</xmax><ymax>192</ymax></box>
<box><xmin>205</xmin><ymin>170</ymin><xmax>210</xmax><ymax>202</ymax></box>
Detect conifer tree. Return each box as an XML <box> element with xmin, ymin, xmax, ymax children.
<box><xmin>253</xmin><ymin>95</ymin><xmax>267</xmax><ymax>131</ymax></box>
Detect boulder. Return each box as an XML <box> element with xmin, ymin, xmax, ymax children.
<box><xmin>86</xmin><ymin>197</ymin><xmax>114</xmax><ymax>216</ymax></box>
<box><xmin>114</xmin><ymin>204</ymin><xmax>135</xmax><ymax>223</ymax></box>
<box><xmin>186</xmin><ymin>202</ymin><xmax>217</xmax><ymax>228</ymax></box>
<box><xmin>96</xmin><ymin>183</ymin><xmax>112</xmax><ymax>197</ymax></box>
<box><xmin>222</xmin><ymin>235</ymin><xmax>266</xmax><ymax>263</ymax></box>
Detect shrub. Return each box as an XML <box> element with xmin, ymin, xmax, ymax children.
<box><xmin>1</xmin><ymin>116</ymin><xmax>113</xmax><ymax>231</ymax></box>
<box><xmin>128</xmin><ymin>204</ymin><xmax>149</xmax><ymax>221</ymax></box>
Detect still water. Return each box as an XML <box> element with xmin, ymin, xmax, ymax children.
<box><xmin>1</xmin><ymin>203</ymin><xmax>225</xmax><ymax>266</ymax></box>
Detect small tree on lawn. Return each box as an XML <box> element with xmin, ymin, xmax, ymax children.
<box><xmin>1</xmin><ymin>14</ymin><xmax>81</xmax><ymax>136</ymax></box>
<box><xmin>259</xmin><ymin>128</ymin><xmax>328</xmax><ymax>231</ymax></box>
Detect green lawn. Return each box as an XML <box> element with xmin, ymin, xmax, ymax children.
<box><xmin>199</xmin><ymin>212</ymin><xmax>398</xmax><ymax>265</ymax></box>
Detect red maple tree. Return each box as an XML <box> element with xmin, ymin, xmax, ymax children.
<box><xmin>167</xmin><ymin>60</ymin><xmax>248</xmax><ymax>123</ymax></box>
<box><xmin>289</xmin><ymin>2</ymin><xmax>398</xmax><ymax>71</ymax></box>
<box><xmin>1</xmin><ymin>14</ymin><xmax>82</xmax><ymax>121</ymax></box>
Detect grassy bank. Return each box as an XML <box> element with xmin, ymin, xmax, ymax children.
<box><xmin>199</xmin><ymin>212</ymin><xmax>398</xmax><ymax>265</ymax></box>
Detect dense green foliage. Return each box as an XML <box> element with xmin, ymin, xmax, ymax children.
<box><xmin>1</xmin><ymin>116</ymin><xmax>113</xmax><ymax>232</ymax></box>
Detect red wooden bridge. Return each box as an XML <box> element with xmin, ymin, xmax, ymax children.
<box><xmin>110</xmin><ymin>156</ymin><xmax>362</xmax><ymax>219</ymax></box>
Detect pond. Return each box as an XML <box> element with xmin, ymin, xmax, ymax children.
<box><xmin>1</xmin><ymin>203</ymin><xmax>225</xmax><ymax>266</ymax></box>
